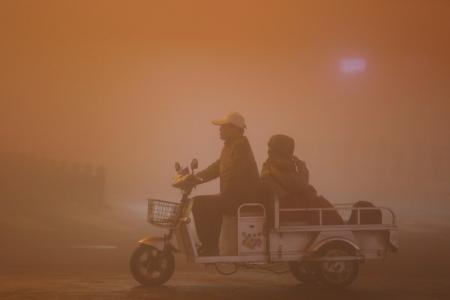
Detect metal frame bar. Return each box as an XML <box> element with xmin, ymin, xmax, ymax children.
<box><xmin>274</xmin><ymin>194</ymin><xmax>280</xmax><ymax>229</ymax></box>
<box><xmin>237</xmin><ymin>203</ymin><xmax>266</xmax><ymax>218</ymax></box>
<box><xmin>271</xmin><ymin>224</ymin><xmax>396</xmax><ymax>233</ymax></box>
<box><xmin>273</xmin><ymin>196</ymin><xmax>397</xmax><ymax>228</ymax></box>
<box><xmin>194</xmin><ymin>254</ymin><xmax>269</xmax><ymax>264</ymax></box>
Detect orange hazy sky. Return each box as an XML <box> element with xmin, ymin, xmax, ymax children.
<box><xmin>1</xmin><ymin>0</ymin><xmax>449</xmax><ymax>204</ymax></box>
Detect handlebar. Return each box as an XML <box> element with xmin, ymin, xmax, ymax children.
<box><xmin>172</xmin><ymin>172</ymin><xmax>203</xmax><ymax>199</ymax></box>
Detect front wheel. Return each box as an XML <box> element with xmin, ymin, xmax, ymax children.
<box><xmin>318</xmin><ymin>245</ymin><xmax>359</xmax><ymax>288</ymax></box>
<box><xmin>129</xmin><ymin>245</ymin><xmax>175</xmax><ymax>286</ymax></box>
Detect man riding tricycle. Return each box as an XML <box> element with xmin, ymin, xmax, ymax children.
<box><xmin>129</xmin><ymin>112</ymin><xmax>399</xmax><ymax>288</ymax></box>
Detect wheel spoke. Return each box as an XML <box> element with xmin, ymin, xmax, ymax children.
<box><xmin>131</xmin><ymin>245</ymin><xmax>175</xmax><ymax>286</ymax></box>
<box><xmin>320</xmin><ymin>248</ymin><xmax>358</xmax><ymax>286</ymax></box>
<box><xmin>142</xmin><ymin>249</ymin><xmax>167</xmax><ymax>277</ymax></box>
<box><xmin>147</xmin><ymin>249</ymin><xmax>157</xmax><ymax>260</ymax></box>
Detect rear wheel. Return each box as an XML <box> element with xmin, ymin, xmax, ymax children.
<box><xmin>129</xmin><ymin>245</ymin><xmax>175</xmax><ymax>286</ymax></box>
<box><xmin>318</xmin><ymin>245</ymin><xmax>359</xmax><ymax>288</ymax></box>
<box><xmin>289</xmin><ymin>261</ymin><xmax>320</xmax><ymax>284</ymax></box>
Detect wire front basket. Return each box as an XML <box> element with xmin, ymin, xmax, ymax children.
<box><xmin>147</xmin><ymin>199</ymin><xmax>181</xmax><ymax>228</ymax></box>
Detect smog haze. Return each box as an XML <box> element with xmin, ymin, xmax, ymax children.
<box><xmin>2</xmin><ymin>1</ymin><xmax>449</xmax><ymax>217</ymax></box>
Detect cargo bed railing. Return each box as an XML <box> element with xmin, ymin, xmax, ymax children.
<box><xmin>273</xmin><ymin>195</ymin><xmax>397</xmax><ymax>230</ymax></box>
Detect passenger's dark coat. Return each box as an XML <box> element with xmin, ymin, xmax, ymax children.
<box><xmin>261</xmin><ymin>154</ymin><xmax>343</xmax><ymax>225</ymax></box>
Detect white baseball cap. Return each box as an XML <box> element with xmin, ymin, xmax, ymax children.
<box><xmin>212</xmin><ymin>112</ymin><xmax>247</xmax><ymax>129</ymax></box>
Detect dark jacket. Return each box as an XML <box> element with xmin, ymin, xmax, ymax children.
<box><xmin>196</xmin><ymin>135</ymin><xmax>261</xmax><ymax>213</ymax></box>
<box><xmin>261</xmin><ymin>155</ymin><xmax>343</xmax><ymax>225</ymax></box>
<box><xmin>260</xmin><ymin>156</ymin><xmax>316</xmax><ymax>209</ymax></box>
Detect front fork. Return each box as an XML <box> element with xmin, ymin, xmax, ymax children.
<box><xmin>163</xmin><ymin>229</ymin><xmax>177</xmax><ymax>253</ymax></box>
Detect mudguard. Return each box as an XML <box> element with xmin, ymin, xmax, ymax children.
<box><xmin>138</xmin><ymin>236</ymin><xmax>178</xmax><ymax>252</ymax></box>
<box><xmin>309</xmin><ymin>236</ymin><xmax>360</xmax><ymax>253</ymax></box>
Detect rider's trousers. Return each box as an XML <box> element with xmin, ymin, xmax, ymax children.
<box><xmin>192</xmin><ymin>194</ymin><xmax>225</xmax><ymax>251</ymax></box>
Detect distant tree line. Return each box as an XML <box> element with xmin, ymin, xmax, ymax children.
<box><xmin>0</xmin><ymin>152</ymin><xmax>105</xmax><ymax>215</ymax></box>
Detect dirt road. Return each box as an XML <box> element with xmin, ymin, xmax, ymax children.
<box><xmin>1</xmin><ymin>265</ymin><xmax>449</xmax><ymax>300</ymax></box>
<box><xmin>1</xmin><ymin>224</ymin><xmax>450</xmax><ymax>299</ymax></box>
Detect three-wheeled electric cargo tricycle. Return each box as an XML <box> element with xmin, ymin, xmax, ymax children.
<box><xmin>130</xmin><ymin>159</ymin><xmax>399</xmax><ymax>288</ymax></box>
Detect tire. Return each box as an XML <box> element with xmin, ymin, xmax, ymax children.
<box><xmin>289</xmin><ymin>261</ymin><xmax>320</xmax><ymax>284</ymax></box>
<box><xmin>129</xmin><ymin>245</ymin><xmax>175</xmax><ymax>286</ymax></box>
<box><xmin>318</xmin><ymin>244</ymin><xmax>359</xmax><ymax>289</ymax></box>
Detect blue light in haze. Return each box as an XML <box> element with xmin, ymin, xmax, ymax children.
<box><xmin>340</xmin><ymin>58</ymin><xmax>366</xmax><ymax>74</ymax></box>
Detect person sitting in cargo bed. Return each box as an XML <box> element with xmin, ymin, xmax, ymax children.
<box><xmin>260</xmin><ymin>134</ymin><xmax>344</xmax><ymax>226</ymax></box>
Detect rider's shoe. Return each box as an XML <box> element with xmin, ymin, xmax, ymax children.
<box><xmin>197</xmin><ymin>245</ymin><xmax>219</xmax><ymax>257</ymax></box>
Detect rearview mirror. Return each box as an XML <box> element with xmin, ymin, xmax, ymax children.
<box><xmin>175</xmin><ymin>162</ymin><xmax>181</xmax><ymax>172</ymax></box>
<box><xmin>190</xmin><ymin>158</ymin><xmax>198</xmax><ymax>171</ymax></box>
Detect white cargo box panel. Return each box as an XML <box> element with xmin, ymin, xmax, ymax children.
<box><xmin>238</xmin><ymin>216</ymin><xmax>266</xmax><ymax>255</ymax></box>
<box><xmin>269</xmin><ymin>231</ymin><xmax>317</xmax><ymax>260</ymax></box>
